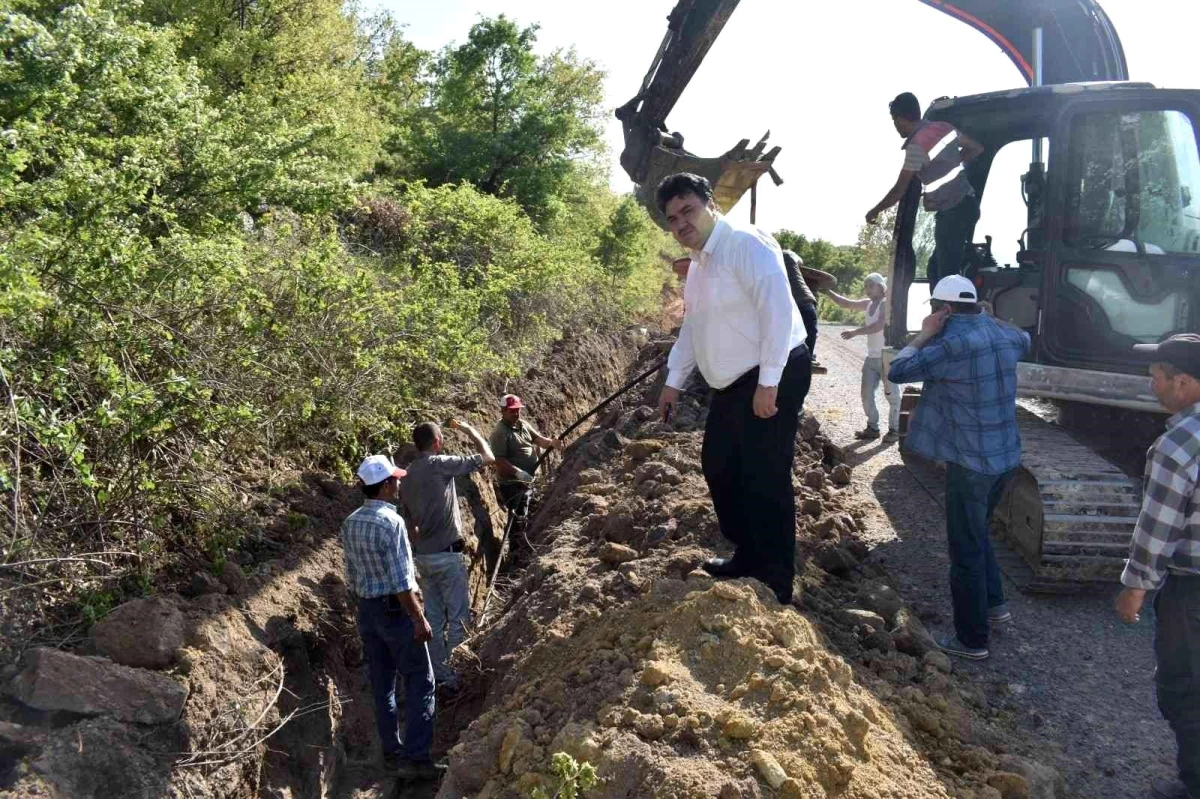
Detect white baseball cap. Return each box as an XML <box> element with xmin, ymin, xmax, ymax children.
<box><xmin>356</xmin><ymin>454</ymin><xmax>406</xmax><ymax>486</ymax></box>
<box><xmin>930</xmin><ymin>274</ymin><xmax>977</xmax><ymax>303</ymax></box>
<box><xmin>864</xmin><ymin>272</ymin><xmax>886</xmax><ymax>289</ymax></box>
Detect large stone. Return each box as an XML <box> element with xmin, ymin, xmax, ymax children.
<box><xmin>923</xmin><ymin>650</ymin><xmax>952</xmax><ymax>674</ymax></box>
<box><xmin>749</xmin><ymin>749</ymin><xmax>788</xmax><ymax>789</ymax></box>
<box><xmin>891</xmin><ymin>609</ymin><xmax>937</xmax><ymax>657</ymax></box>
<box><xmin>599</xmin><ymin>542</ymin><xmax>639</xmax><ymax>566</ymax></box>
<box><xmin>815</xmin><ymin>545</ymin><xmax>858</xmax><ymax>576</ymax></box>
<box><xmin>996</xmin><ymin>755</ymin><xmax>1066</xmax><ymax>799</ymax></box>
<box><xmin>8</xmin><ymin>648</ymin><xmax>187</xmax><ymax>724</ymax></box>
<box><xmin>186</xmin><ymin>570</ymin><xmax>226</xmax><ymax>598</ymax></box>
<box><xmin>624</xmin><ymin>440</ymin><xmax>664</xmax><ymax>460</ymax></box>
<box><xmin>220</xmin><ymin>560</ymin><xmax>250</xmax><ymax>595</ymax></box>
<box><xmin>987</xmin><ymin>772</ymin><xmax>1032</xmax><ymax>799</ymax></box>
<box><xmin>830</xmin><ymin>464</ymin><xmax>853</xmax><ymax>485</ymax></box>
<box><xmin>836</xmin><ymin>608</ymin><xmax>886</xmax><ymax>632</ymax></box>
<box><xmin>90</xmin><ymin>597</ymin><xmax>185</xmax><ymax>669</ymax></box>
<box><xmin>857</xmin><ymin>582</ymin><xmax>905</xmax><ymax>625</ymax></box>
<box><xmin>18</xmin><ymin>717</ymin><xmax>162</xmax><ymax>799</ymax></box>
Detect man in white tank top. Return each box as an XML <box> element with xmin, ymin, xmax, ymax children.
<box><xmin>825</xmin><ymin>273</ymin><xmax>901</xmax><ymax>443</ymax></box>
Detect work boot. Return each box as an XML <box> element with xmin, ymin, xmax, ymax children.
<box><xmin>810</xmin><ymin>359</ymin><xmax>828</xmax><ymax>375</ymax></box>
<box><xmin>701</xmin><ymin>557</ymin><xmax>754</xmax><ymax>579</ymax></box>
<box><xmin>854</xmin><ymin>426</ymin><xmax>880</xmax><ymax>441</ymax></box>
<box><xmin>936</xmin><ymin>634</ymin><xmax>989</xmax><ymax>660</ymax></box>
<box><xmin>881</xmin><ymin>430</ymin><xmax>900</xmax><ymax>444</ymax></box>
<box><xmin>1150</xmin><ymin>778</ymin><xmax>1194</xmax><ymax>799</ymax></box>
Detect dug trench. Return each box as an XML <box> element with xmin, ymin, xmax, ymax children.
<box><xmin>1</xmin><ymin>331</ymin><xmax>1073</xmax><ymax>799</ymax></box>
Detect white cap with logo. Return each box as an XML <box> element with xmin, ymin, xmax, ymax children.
<box><xmin>356</xmin><ymin>454</ymin><xmax>406</xmax><ymax>486</ymax></box>
<box><xmin>930</xmin><ymin>275</ymin><xmax>977</xmax><ymax>303</ymax></box>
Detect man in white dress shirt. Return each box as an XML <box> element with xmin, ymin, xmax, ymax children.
<box><xmin>655</xmin><ymin>173</ymin><xmax>812</xmax><ymax>604</ymax></box>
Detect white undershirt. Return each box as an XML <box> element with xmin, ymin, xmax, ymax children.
<box><xmin>666</xmin><ymin>216</ymin><xmax>805</xmax><ymax>390</ymax></box>
<box><xmin>865</xmin><ymin>299</ymin><xmax>885</xmax><ymax>358</ymax></box>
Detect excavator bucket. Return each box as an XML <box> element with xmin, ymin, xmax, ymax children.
<box><xmin>629</xmin><ymin>133</ymin><xmax>781</xmax><ymax>229</ymax></box>
<box><xmin>615</xmin><ymin>0</ymin><xmax>782</xmax><ymax>229</ymax></box>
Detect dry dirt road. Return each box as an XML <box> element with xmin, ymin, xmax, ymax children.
<box><xmin>807</xmin><ymin>324</ymin><xmax>1177</xmax><ymax>799</ymax></box>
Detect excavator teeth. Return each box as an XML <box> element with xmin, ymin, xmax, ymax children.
<box><xmin>990</xmin><ymin>408</ymin><xmax>1141</xmax><ymax>593</ymax></box>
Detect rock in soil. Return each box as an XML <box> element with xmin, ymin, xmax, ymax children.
<box><xmin>8</xmin><ymin>647</ymin><xmax>187</xmax><ymax>724</ymax></box>
<box><xmin>90</xmin><ymin>597</ymin><xmax>185</xmax><ymax>669</ymax></box>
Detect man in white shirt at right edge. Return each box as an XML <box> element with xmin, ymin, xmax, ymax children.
<box><xmin>655</xmin><ymin>173</ymin><xmax>811</xmax><ymax>605</ymax></box>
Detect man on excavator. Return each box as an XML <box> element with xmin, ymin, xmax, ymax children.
<box><xmin>866</xmin><ymin>92</ymin><xmax>984</xmax><ymax>289</ymax></box>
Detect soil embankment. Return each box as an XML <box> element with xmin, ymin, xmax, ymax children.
<box><xmin>0</xmin><ymin>330</ymin><xmax>645</xmax><ymax>799</ymax></box>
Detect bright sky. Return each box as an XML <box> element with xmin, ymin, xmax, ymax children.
<box><xmin>370</xmin><ymin>0</ymin><xmax>1200</xmax><ymax>251</ymax></box>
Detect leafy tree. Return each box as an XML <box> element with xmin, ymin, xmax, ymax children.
<box><xmin>595</xmin><ymin>195</ymin><xmax>654</xmax><ymax>283</ymax></box>
<box><xmin>395</xmin><ymin>15</ymin><xmax>607</xmax><ymax>226</ymax></box>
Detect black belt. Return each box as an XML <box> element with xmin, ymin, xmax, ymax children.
<box><xmin>444</xmin><ymin>539</ymin><xmax>465</xmax><ymax>554</ymax></box>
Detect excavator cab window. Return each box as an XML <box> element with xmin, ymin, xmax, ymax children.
<box><xmin>1046</xmin><ymin>104</ymin><xmax>1200</xmax><ymax>364</ymax></box>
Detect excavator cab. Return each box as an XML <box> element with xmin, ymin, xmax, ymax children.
<box><xmin>887</xmin><ymin>83</ymin><xmax>1200</xmax><ymax>408</ymax></box>
<box><xmin>884</xmin><ymin>82</ymin><xmax>1200</xmax><ymax>589</ymax></box>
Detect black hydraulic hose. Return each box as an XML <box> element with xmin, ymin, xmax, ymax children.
<box><xmin>534</xmin><ymin>356</ymin><xmax>668</xmax><ymax>473</ymax></box>
<box><xmin>478</xmin><ymin>356</ymin><xmax>668</xmax><ymax>625</ymax></box>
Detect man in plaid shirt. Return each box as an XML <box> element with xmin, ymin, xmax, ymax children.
<box><xmin>341</xmin><ymin>454</ymin><xmax>441</xmax><ymax>780</ymax></box>
<box><xmin>888</xmin><ymin>275</ymin><xmax>1029</xmax><ymax>661</ymax></box>
<box><xmin>1115</xmin><ymin>334</ymin><xmax>1200</xmax><ymax>799</ymax></box>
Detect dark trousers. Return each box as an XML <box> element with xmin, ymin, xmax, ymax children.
<box><xmin>1155</xmin><ymin>576</ymin><xmax>1200</xmax><ymax>794</ymax></box>
<box><xmin>799</xmin><ymin>303</ymin><xmax>819</xmax><ymax>361</ymax></box>
<box><xmin>944</xmin><ymin>463</ymin><xmax>1011</xmax><ymax>648</ymax></box>
<box><xmin>928</xmin><ymin>194</ymin><xmax>980</xmax><ymax>289</ymax></box>
<box><xmin>701</xmin><ymin>347</ymin><xmax>811</xmax><ymax>598</ymax></box>
<box><xmin>357</xmin><ymin>596</ymin><xmax>436</xmax><ymax>761</ymax></box>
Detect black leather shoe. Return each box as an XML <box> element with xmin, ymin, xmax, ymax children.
<box><xmin>701</xmin><ymin>557</ymin><xmax>752</xmax><ymax>578</ymax></box>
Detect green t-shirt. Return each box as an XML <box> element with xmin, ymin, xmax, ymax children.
<box><xmin>489</xmin><ymin>419</ymin><xmax>541</xmax><ymax>476</ymax></box>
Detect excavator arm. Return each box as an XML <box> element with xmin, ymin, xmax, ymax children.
<box><xmin>617</xmin><ymin>0</ymin><xmax>781</xmax><ymax>229</ymax></box>
<box><xmin>619</xmin><ymin>0</ymin><xmax>1128</xmax><ymax>230</ymax></box>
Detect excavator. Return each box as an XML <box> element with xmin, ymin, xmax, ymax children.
<box><xmin>619</xmin><ymin>0</ymin><xmax>1199</xmax><ymax>591</ymax></box>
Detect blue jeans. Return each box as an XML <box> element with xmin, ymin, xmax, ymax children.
<box><xmin>861</xmin><ymin>357</ymin><xmax>900</xmax><ymax>432</ymax></box>
<box><xmin>944</xmin><ymin>463</ymin><xmax>1012</xmax><ymax>648</ymax></box>
<box><xmin>415</xmin><ymin>551</ymin><xmax>470</xmax><ymax>688</ymax></box>
<box><xmin>928</xmin><ymin>194</ymin><xmax>980</xmax><ymax>288</ymax></box>
<box><xmin>356</xmin><ymin>596</ymin><xmax>436</xmax><ymax>760</ymax></box>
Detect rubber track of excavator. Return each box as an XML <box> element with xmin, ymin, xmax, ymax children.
<box><xmin>991</xmin><ymin>408</ymin><xmax>1142</xmax><ymax>593</ymax></box>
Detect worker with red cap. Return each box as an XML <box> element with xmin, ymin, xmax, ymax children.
<box><xmin>488</xmin><ymin>394</ymin><xmax>563</xmax><ymax>512</ymax></box>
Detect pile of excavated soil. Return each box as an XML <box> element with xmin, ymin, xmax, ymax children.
<box><xmin>438</xmin><ymin>354</ymin><xmax>1063</xmax><ymax>799</ymax></box>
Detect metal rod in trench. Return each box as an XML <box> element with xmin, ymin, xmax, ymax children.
<box><xmin>477</xmin><ymin>504</ymin><xmax>520</xmax><ymax>625</ymax></box>
<box><xmin>477</xmin><ymin>355</ymin><xmax>669</xmax><ymax>623</ymax></box>
<box><xmin>533</xmin><ymin>356</ymin><xmax>668</xmax><ymax>473</ymax></box>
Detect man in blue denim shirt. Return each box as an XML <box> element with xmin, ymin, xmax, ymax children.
<box><xmin>888</xmin><ymin>275</ymin><xmax>1030</xmax><ymax>660</ymax></box>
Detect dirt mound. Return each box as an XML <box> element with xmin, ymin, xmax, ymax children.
<box><xmin>437</xmin><ymin>366</ymin><xmax>1060</xmax><ymax>799</ymax></box>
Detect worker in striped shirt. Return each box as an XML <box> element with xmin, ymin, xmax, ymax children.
<box><xmin>865</xmin><ymin>92</ymin><xmax>984</xmax><ymax>289</ymax></box>
<box><xmin>1115</xmin><ymin>334</ymin><xmax>1200</xmax><ymax>799</ymax></box>
<box><xmin>341</xmin><ymin>455</ymin><xmax>442</xmax><ymax>780</ymax></box>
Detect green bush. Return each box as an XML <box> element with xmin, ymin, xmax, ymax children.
<box><xmin>0</xmin><ymin>2</ymin><xmax>671</xmax><ymax>641</ymax></box>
